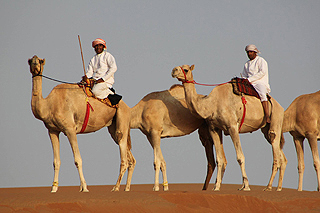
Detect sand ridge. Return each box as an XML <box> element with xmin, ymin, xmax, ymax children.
<box><xmin>1</xmin><ymin>184</ymin><xmax>319</xmax><ymax>212</ymax></box>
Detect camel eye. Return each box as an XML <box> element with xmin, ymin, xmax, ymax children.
<box><xmin>184</xmin><ymin>69</ymin><xmax>188</xmax><ymax>72</ymax></box>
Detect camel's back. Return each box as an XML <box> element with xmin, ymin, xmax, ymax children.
<box><xmin>286</xmin><ymin>91</ymin><xmax>320</xmax><ymax>131</ymax></box>
<box><xmin>131</xmin><ymin>84</ymin><xmax>203</xmax><ymax>136</ymax></box>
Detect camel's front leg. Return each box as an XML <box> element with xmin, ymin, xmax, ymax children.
<box><xmin>293</xmin><ymin>136</ymin><xmax>305</xmax><ymax>191</ymax></box>
<box><xmin>66</xmin><ymin>131</ymin><xmax>89</xmax><ymax>192</ymax></box>
<box><xmin>229</xmin><ymin>126</ymin><xmax>250</xmax><ymax>191</ymax></box>
<box><xmin>148</xmin><ymin>130</ymin><xmax>168</xmax><ymax>191</ymax></box>
<box><xmin>209</xmin><ymin>128</ymin><xmax>226</xmax><ymax>191</ymax></box>
<box><xmin>48</xmin><ymin>130</ymin><xmax>61</xmax><ymax>193</ymax></box>
<box><xmin>307</xmin><ymin>134</ymin><xmax>320</xmax><ymax>192</ymax></box>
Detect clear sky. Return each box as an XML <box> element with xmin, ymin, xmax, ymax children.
<box><xmin>1</xmin><ymin>1</ymin><xmax>319</xmax><ymax>191</ymax></box>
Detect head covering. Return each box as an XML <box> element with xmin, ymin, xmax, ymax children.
<box><xmin>92</xmin><ymin>38</ymin><xmax>107</xmax><ymax>49</ymax></box>
<box><xmin>245</xmin><ymin>44</ymin><xmax>260</xmax><ymax>53</ymax></box>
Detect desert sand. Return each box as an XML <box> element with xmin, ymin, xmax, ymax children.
<box><xmin>1</xmin><ymin>184</ymin><xmax>319</xmax><ymax>212</ymax></box>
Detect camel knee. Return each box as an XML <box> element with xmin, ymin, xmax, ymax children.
<box><xmin>74</xmin><ymin>159</ymin><xmax>82</xmax><ymax>168</ymax></box>
<box><xmin>53</xmin><ymin>160</ymin><xmax>61</xmax><ymax>170</ymax></box>
<box><xmin>269</xmin><ymin>130</ymin><xmax>276</xmax><ymax>142</ymax></box>
<box><xmin>314</xmin><ymin>161</ymin><xmax>320</xmax><ymax>172</ymax></box>
<box><xmin>115</xmin><ymin>131</ymin><xmax>123</xmax><ymax>142</ymax></box>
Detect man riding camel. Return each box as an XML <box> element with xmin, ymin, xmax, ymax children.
<box><xmin>82</xmin><ymin>38</ymin><xmax>121</xmax><ymax>105</ymax></box>
<box><xmin>242</xmin><ymin>44</ymin><xmax>271</xmax><ymax>123</ymax></box>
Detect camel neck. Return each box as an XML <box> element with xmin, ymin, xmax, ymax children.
<box><xmin>31</xmin><ymin>75</ymin><xmax>46</xmax><ymax>120</ymax></box>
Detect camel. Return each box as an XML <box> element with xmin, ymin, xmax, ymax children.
<box><xmin>28</xmin><ymin>55</ymin><xmax>135</xmax><ymax>193</ymax></box>
<box><xmin>172</xmin><ymin>64</ymin><xmax>287</xmax><ymax>191</ymax></box>
<box><xmin>282</xmin><ymin>91</ymin><xmax>320</xmax><ymax>191</ymax></box>
<box><xmin>129</xmin><ymin>84</ymin><xmax>215</xmax><ymax>191</ymax></box>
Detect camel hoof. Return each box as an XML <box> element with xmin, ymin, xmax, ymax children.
<box><xmin>239</xmin><ymin>187</ymin><xmax>251</xmax><ymax>191</ymax></box>
<box><xmin>111</xmin><ymin>186</ymin><xmax>120</xmax><ymax>192</ymax></box>
<box><xmin>263</xmin><ymin>187</ymin><xmax>272</xmax><ymax>191</ymax></box>
<box><xmin>80</xmin><ymin>187</ymin><xmax>89</xmax><ymax>192</ymax></box>
<box><xmin>276</xmin><ymin>187</ymin><xmax>282</xmax><ymax>192</ymax></box>
<box><xmin>153</xmin><ymin>186</ymin><xmax>160</xmax><ymax>192</ymax></box>
<box><xmin>124</xmin><ymin>187</ymin><xmax>130</xmax><ymax>192</ymax></box>
<box><xmin>51</xmin><ymin>187</ymin><xmax>58</xmax><ymax>193</ymax></box>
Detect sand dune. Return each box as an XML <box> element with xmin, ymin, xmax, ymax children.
<box><xmin>1</xmin><ymin>184</ymin><xmax>319</xmax><ymax>212</ymax></box>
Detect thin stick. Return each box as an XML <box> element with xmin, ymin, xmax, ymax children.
<box><xmin>78</xmin><ymin>35</ymin><xmax>86</xmax><ymax>75</ymax></box>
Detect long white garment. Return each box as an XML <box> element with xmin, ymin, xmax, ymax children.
<box><xmin>86</xmin><ymin>50</ymin><xmax>117</xmax><ymax>99</ymax></box>
<box><xmin>242</xmin><ymin>56</ymin><xmax>270</xmax><ymax>101</ymax></box>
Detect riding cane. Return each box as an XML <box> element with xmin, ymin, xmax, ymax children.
<box><xmin>78</xmin><ymin>35</ymin><xmax>86</xmax><ymax>76</ymax></box>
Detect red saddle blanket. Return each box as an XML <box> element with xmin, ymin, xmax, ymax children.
<box><xmin>230</xmin><ymin>77</ymin><xmax>260</xmax><ymax>99</ymax></box>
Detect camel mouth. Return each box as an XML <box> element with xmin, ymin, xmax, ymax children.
<box><xmin>171</xmin><ymin>68</ymin><xmax>180</xmax><ymax>79</ymax></box>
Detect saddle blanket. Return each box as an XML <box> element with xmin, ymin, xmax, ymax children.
<box><xmin>230</xmin><ymin>77</ymin><xmax>260</xmax><ymax>99</ymax></box>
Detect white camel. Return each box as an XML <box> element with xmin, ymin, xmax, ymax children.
<box><xmin>282</xmin><ymin>90</ymin><xmax>320</xmax><ymax>191</ymax></box>
<box><xmin>172</xmin><ymin>64</ymin><xmax>287</xmax><ymax>191</ymax></box>
<box><xmin>28</xmin><ymin>55</ymin><xmax>135</xmax><ymax>193</ymax></box>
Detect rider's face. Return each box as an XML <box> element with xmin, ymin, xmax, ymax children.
<box><xmin>94</xmin><ymin>44</ymin><xmax>105</xmax><ymax>54</ymax></box>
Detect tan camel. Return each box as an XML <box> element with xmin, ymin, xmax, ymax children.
<box><xmin>172</xmin><ymin>64</ymin><xmax>287</xmax><ymax>191</ymax></box>
<box><xmin>282</xmin><ymin>91</ymin><xmax>320</xmax><ymax>191</ymax></box>
<box><xmin>129</xmin><ymin>84</ymin><xmax>215</xmax><ymax>191</ymax></box>
<box><xmin>28</xmin><ymin>55</ymin><xmax>135</xmax><ymax>193</ymax></box>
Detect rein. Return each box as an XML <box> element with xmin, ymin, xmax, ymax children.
<box><xmin>179</xmin><ymin>66</ymin><xmax>231</xmax><ymax>86</ymax></box>
<box><xmin>32</xmin><ymin>74</ymin><xmax>78</xmax><ymax>85</ymax></box>
<box><xmin>32</xmin><ymin>73</ymin><xmax>93</xmax><ymax>133</ymax></box>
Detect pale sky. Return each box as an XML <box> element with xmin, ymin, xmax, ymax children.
<box><xmin>1</xmin><ymin>1</ymin><xmax>319</xmax><ymax>191</ymax></box>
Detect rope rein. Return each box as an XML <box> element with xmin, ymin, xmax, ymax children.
<box><xmin>33</xmin><ymin>74</ymin><xmax>78</xmax><ymax>85</ymax></box>
<box><xmin>179</xmin><ymin>66</ymin><xmax>231</xmax><ymax>87</ymax></box>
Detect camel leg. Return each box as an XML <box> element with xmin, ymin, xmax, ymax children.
<box><xmin>277</xmin><ymin>149</ymin><xmax>287</xmax><ymax>191</ymax></box>
<box><xmin>264</xmin><ymin>130</ymin><xmax>282</xmax><ymax>191</ymax></box>
<box><xmin>293</xmin><ymin>136</ymin><xmax>305</xmax><ymax>191</ymax></box>
<box><xmin>48</xmin><ymin>130</ymin><xmax>61</xmax><ymax>193</ymax></box>
<box><xmin>124</xmin><ymin>149</ymin><xmax>136</xmax><ymax>191</ymax></box>
<box><xmin>147</xmin><ymin>130</ymin><xmax>168</xmax><ymax>191</ymax></box>
<box><xmin>209</xmin><ymin>128</ymin><xmax>226</xmax><ymax>191</ymax></box>
<box><xmin>228</xmin><ymin>126</ymin><xmax>250</xmax><ymax>191</ymax></box>
<box><xmin>306</xmin><ymin>134</ymin><xmax>320</xmax><ymax>191</ymax></box>
<box><xmin>203</xmin><ymin>143</ymin><xmax>215</xmax><ymax>190</ymax></box>
<box><xmin>198</xmin><ymin>124</ymin><xmax>216</xmax><ymax>190</ymax></box>
<box><xmin>65</xmin><ymin>130</ymin><xmax>89</xmax><ymax>192</ymax></box>
<box><xmin>111</xmin><ymin>135</ymin><xmax>129</xmax><ymax>192</ymax></box>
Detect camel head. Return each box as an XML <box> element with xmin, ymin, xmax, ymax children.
<box><xmin>28</xmin><ymin>55</ymin><xmax>45</xmax><ymax>77</ymax></box>
<box><xmin>171</xmin><ymin>64</ymin><xmax>195</xmax><ymax>83</ymax></box>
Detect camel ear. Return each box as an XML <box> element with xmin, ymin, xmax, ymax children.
<box><xmin>28</xmin><ymin>58</ymin><xmax>32</xmax><ymax>65</ymax></box>
<box><xmin>41</xmin><ymin>58</ymin><xmax>46</xmax><ymax>65</ymax></box>
<box><xmin>190</xmin><ymin>64</ymin><xmax>195</xmax><ymax>71</ymax></box>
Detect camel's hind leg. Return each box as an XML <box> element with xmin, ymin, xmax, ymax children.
<box><xmin>264</xmin><ymin>129</ymin><xmax>282</xmax><ymax>191</ymax></box>
<box><xmin>228</xmin><ymin>126</ymin><xmax>250</xmax><ymax>191</ymax></box>
<box><xmin>147</xmin><ymin>130</ymin><xmax>168</xmax><ymax>191</ymax></box>
<box><xmin>306</xmin><ymin>133</ymin><xmax>320</xmax><ymax>191</ymax></box>
<box><xmin>48</xmin><ymin>130</ymin><xmax>61</xmax><ymax>193</ymax></box>
<box><xmin>111</xmin><ymin>104</ymin><xmax>131</xmax><ymax>192</ymax></box>
<box><xmin>124</xmin><ymin>148</ymin><xmax>136</xmax><ymax>191</ymax></box>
